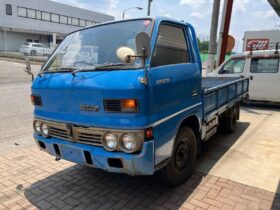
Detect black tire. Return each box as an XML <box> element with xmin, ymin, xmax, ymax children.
<box><xmin>159</xmin><ymin>126</ymin><xmax>197</xmax><ymax>186</ymax></box>
<box><xmin>224</xmin><ymin>108</ymin><xmax>237</xmax><ymax>133</ymax></box>
<box><xmin>30</xmin><ymin>50</ymin><xmax>36</xmax><ymax>56</ymax></box>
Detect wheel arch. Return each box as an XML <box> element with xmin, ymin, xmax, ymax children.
<box><xmin>176</xmin><ymin>114</ymin><xmax>202</xmax><ymax>154</ymax></box>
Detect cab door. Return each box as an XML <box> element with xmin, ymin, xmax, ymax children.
<box><xmin>148</xmin><ymin>22</ymin><xmax>201</xmax><ymax>164</ymax></box>
<box><xmin>248</xmin><ymin>55</ymin><xmax>280</xmax><ymax>102</ymax></box>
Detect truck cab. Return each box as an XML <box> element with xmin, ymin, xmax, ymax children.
<box><xmin>30</xmin><ymin>17</ymin><xmax>248</xmax><ymax>185</ymax></box>
<box><xmin>208</xmin><ymin>49</ymin><xmax>280</xmax><ymax>103</ymax></box>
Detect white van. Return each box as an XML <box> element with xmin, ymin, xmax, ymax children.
<box><xmin>208</xmin><ymin>49</ymin><xmax>280</xmax><ymax>103</ymax></box>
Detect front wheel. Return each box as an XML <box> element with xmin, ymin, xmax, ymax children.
<box><xmin>159</xmin><ymin>126</ymin><xmax>197</xmax><ymax>186</ymax></box>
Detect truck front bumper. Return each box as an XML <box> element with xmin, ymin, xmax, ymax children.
<box><xmin>34</xmin><ymin>134</ymin><xmax>155</xmax><ymax>175</ymax></box>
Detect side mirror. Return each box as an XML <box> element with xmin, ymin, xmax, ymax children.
<box><xmin>136</xmin><ymin>32</ymin><xmax>151</xmax><ymax>59</ymax></box>
<box><xmin>23</xmin><ymin>57</ymin><xmax>34</xmax><ymax>81</ymax></box>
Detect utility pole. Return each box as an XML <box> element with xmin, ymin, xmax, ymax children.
<box><xmin>216</xmin><ymin>0</ymin><xmax>234</xmax><ymax>66</ymax></box>
<box><xmin>207</xmin><ymin>0</ymin><xmax>221</xmax><ymax>74</ymax></box>
<box><xmin>147</xmin><ymin>0</ymin><xmax>152</xmax><ymax>16</ymax></box>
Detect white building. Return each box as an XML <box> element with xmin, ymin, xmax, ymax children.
<box><xmin>0</xmin><ymin>0</ymin><xmax>114</xmax><ymax>51</ymax></box>
<box><xmin>243</xmin><ymin>30</ymin><xmax>280</xmax><ymax>51</ymax></box>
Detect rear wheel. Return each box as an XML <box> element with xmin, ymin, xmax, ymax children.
<box><xmin>159</xmin><ymin>126</ymin><xmax>197</xmax><ymax>186</ymax></box>
<box><xmin>219</xmin><ymin>106</ymin><xmax>237</xmax><ymax>134</ymax></box>
<box><xmin>225</xmin><ymin>108</ymin><xmax>237</xmax><ymax>133</ymax></box>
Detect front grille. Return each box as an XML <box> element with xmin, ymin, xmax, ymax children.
<box><xmin>49</xmin><ymin>127</ymin><xmax>69</xmax><ymax>141</ymax></box>
<box><xmin>104</xmin><ymin>100</ymin><xmax>121</xmax><ymax>112</ymax></box>
<box><xmin>75</xmin><ymin>127</ymin><xmax>103</xmax><ymax>146</ymax></box>
<box><xmin>45</xmin><ymin>121</ymin><xmax>102</xmax><ymax>146</ymax></box>
<box><xmin>48</xmin><ymin>122</ymin><xmax>71</xmax><ymax>141</ymax></box>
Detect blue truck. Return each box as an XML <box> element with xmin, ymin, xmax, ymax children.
<box><xmin>27</xmin><ymin>17</ymin><xmax>249</xmax><ymax>185</ymax></box>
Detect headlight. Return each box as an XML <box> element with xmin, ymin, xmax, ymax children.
<box><xmin>102</xmin><ymin>132</ymin><xmax>118</xmax><ymax>151</ymax></box>
<box><xmin>119</xmin><ymin>133</ymin><xmax>142</xmax><ymax>153</ymax></box>
<box><xmin>40</xmin><ymin>123</ymin><xmax>49</xmax><ymax>137</ymax></box>
<box><xmin>33</xmin><ymin>120</ymin><xmax>41</xmax><ymax>134</ymax></box>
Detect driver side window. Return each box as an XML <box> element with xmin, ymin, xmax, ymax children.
<box><xmin>219</xmin><ymin>58</ymin><xmax>246</xmax><ymax>74</ymax></box>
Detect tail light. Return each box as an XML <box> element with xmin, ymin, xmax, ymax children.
<box><xmin>145</xmin><ymin>128</ymin><xmax>153</xmax><ymax>140</ymax></box>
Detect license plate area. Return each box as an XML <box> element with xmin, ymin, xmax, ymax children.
<box><xmin>59</xmin><ymin>145</ymin><xmax>85</xmax><ymax>164</ymax></box>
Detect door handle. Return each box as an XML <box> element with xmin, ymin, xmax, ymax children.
<box><xmin>250</xmin><ymin>76</ymin><xmax>253</xmax><ymax>80</ymax></box>
<box><xmin>192</xmin><ymin>90</ymin><xmax>198</xmax><ymax>96</ymax></box>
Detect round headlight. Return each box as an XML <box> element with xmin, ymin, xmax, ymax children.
<box><xmin>102</xmin><ymin>133</ymin><xmax>118</xmax><ymax>151</ymax></box>
<box><xmin>33</xmin><ymin>120</ymin><xmax>41</xmax><ymax>134</ymax></box>
<box><xmin>120</xmin><ymin>133</ymin><xmax>139</xmax><ymax>153</ymax></box>
<box><xmin>40</xmin><ymin>123</ymin><xmax>49</xmax><ymax>137</ymax></box>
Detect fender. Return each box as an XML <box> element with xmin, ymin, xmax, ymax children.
<box><xmin>155</xmin><ymin>113</ymin><xmax>201</xmax><ymax>170</ymax></box>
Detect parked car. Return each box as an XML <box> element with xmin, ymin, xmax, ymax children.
<box><xmin>208</xmin><ymin>49</ymin><xmax>280</xmax><ymax>103</ymax></box>
<box><xmin>20</xmin><ymin>42</ymin><xmax>51</xmax><ymax>56</ymax></box>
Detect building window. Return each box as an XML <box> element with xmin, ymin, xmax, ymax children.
<box><xmin>79</xmin><ymin>19</ymin><xmax>86</xmax><ymax>27</ymax></box>
<box><xmin>86</xmin><ymin>20</ymin><xmax>93</xmax><ymax>26</ymax></box>
<box><xmin>71</xmin><ymin>17</ymin><xmax>79</xmax><ymax>26</ymax></box>
<box><xmin>42</xmin><ymin>12</ymin><xmax>51</xmax><ymax>21</ymax></box>
<box><xmin>68</xmin><ymin>17</ymin><xmax>72</xmax><ymax>25</ymax></box>
<box><xmin>6</xmin><ymin>4</ymin><xmax>12</xmax><ymax>15</ymax></box>
<box><xmin>27</xmin><ymin>9</ymin><xmax>36</xmax><ymax>19</ymax></box>
<box><xmin>36</xmin><ymin>11</ymin><xmax>41</xmax><ymax>19</ymax></box>
<box><xmin>18</xmin><ymin>7</ymin><xmax>27</xmax><ymax>17</ymax></box>
<box><xmin>60</xmin><ymin>15</ymin><xmax>67</xmax><ymax>24</ymax></box>
<box><xmin>51</xmin><ymin>14</ymin><xmax>59</xmax><ymax>23</ymax></box>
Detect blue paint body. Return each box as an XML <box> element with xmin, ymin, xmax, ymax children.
<box><xmin>31</xmin><ymin>17</ymin><xmax>249</xmax><ymax>175</ymax></box>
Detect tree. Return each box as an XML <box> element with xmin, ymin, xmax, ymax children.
<box><xmin>197</xmin><ymin>38</ymin><xmax>209</xmax><ymax>53</ymax></box>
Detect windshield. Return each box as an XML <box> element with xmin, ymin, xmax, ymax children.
<box><xmin>42</xmin><ymin>19</ymin><xmax>153</xmax><ymax>72</ymax></box>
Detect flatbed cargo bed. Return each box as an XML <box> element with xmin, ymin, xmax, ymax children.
<box><xmin>202</xmin><ymin>77</ymin><xmax>249</xmax><ymax>120</ymax></box>
<box><xmin>202</xmin><ymin>77</ymin><xmax>246</xmax><ymax>93</ymax></box>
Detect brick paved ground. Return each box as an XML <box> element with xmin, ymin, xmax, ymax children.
<box><xmin>0</xmin><ymin>147</ymin><xmax>279</xmax><ymax>210</ymax></box>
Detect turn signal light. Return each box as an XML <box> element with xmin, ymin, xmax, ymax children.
<box><xmin>31</xmin><ymin>95</ymin><xmax>42</xmax><ymax>106</ymax></box>
<box><xmin>104</xmin><ymin>99</ymin><xmax>138</xmax><ymax>112</ymax></box>
<box><xmin>120</xmin><ymin>99</ymin><xmax>138</xmax><ymax>112</ymax></box>
<box><xmin>121</xmin><ymin>99</ymin><xmax>137</xmax><ymax>108</ymax></box>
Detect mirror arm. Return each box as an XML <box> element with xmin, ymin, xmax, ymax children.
<box><xmin>126</xmin><ymin>48</ymin><xmax>148</xmax><ymax>85</ymax></box>
<box><xmin>142</xmin><ymin>48</ymin><xmax>148</xmax><ymax>85</ymax></box>
<box><xmin>125</xmin><ymin>47</ymin><xmax>149</xmax><ymax>86</ymax></box>
<box><xmin>24</xmin><ymin>69</ymin><xmax>34</xmax><ymax>81</ymax></box>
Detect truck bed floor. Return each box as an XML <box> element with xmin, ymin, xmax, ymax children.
<box><xmin>202</xmin><ymin>77</ymin><xmax>243</xmax><ymax>93</ymax></box>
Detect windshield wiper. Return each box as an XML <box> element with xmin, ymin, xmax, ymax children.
<box><xmin>71</xmin><ymin>63</ymin><xmax>132</xmax><ymax>76</ymax></box>
<box><xmin>39</xmin><ymin>67</ymin><xmax>81</xmax><ymax>76</ymax></box>
<box><xmin>44</xmin><ymin>67</ymin><xmax>81</xmax><ymax>73</ymax></box>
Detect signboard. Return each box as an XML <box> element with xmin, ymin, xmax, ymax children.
<box><xmin>226</xmin><ymin>35</ymin><xmax>235</xmax><ymax>53</ymax></box>
<box><xmin>246</xmin><ymin>39</ymin><xmax>269</xmax><ymax>51</ymax></box>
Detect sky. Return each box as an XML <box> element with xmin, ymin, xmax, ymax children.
<box><xmin>52</xmin><ymin>0</ymin><xmax>279</xmax><ymax>51</ymax></box>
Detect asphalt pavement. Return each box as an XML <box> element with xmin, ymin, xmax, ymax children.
<box><xmin>0</xmin><ymin>60</ymin><xmax>40</xmax><ymax>153</ymax></box>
